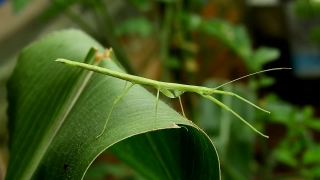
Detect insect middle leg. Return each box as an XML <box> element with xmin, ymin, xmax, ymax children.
<box><xmin>178</xmin><ymin>96</ymin><xmax>186</xmax><ymax>117</ymax></box>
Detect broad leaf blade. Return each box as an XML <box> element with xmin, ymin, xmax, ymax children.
<box><xmin>251</xmin><ymin>47</ymin><xmax>280</xmax><ymax>71</ymax></box>
<box><xmin>6</xmin><ymin>30</ymin><xmax>220</xmax><ymax>179</ymax></box>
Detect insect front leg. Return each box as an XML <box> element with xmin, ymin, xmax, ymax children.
<box><xmin>211</xmin><ymin>89</ymin><xmax>270</xmax><ymax>114</ymax></box>
<box><xmin>201</xmin><ymin>94</ymin><xmax>268</xmax><ymax>138</ymax></box>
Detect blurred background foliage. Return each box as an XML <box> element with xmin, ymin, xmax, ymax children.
<box><xmin>1</xmin><ymin>0</ymin><xmax>320</xmax><ymax>179</ymax></box>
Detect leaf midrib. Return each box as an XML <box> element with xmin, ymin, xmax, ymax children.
<box><xmin>17</xmin><ymin>68</ymin><xmax>95</xmax><ymax>179</ymax></box>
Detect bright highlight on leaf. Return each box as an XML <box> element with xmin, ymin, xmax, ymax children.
<box><xmin>56</xmin><ymin>48</ymin><xmax>291</xmax><ymax>139</ymax></box>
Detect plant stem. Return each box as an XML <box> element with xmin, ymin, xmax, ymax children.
<box><xmin>97</xmin><ymin>0</ymin><xmax>138</xmax><ymax>75</ymax></box>
<box><xmin>159</xmin><ymin>2</ymin><xmax>174</xmax><ymax>81</ymax></box>
<box><xmin>88</xmin><ymin>1</ymin><xmax>107</xmax><ymax>42</ymax></box>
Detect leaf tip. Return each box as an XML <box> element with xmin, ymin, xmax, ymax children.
<box><xmin>170</xmin><ymin>123</ymin><xmax>181</xmax><ymax>129</ymax></box>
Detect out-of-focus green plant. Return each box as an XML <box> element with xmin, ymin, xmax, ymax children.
<box><xmin>199</xmin><ymin>65</ymin><xmax>320</xmax><ymax>180</ymax></box>
<box><xmin>15</xmin><ymin>0</ymin><xmax>280</xmax><ymax>76</ymax></box>
<box><xmin>115</xmin><ymin>17</ymin><xmax>153</xmax><ymax>37</ymax></box>
<box><xmin>310</xmin><ymin>26</ymin><xmax>320</xmax><ymax>43</ymax></box>
<box><xmin>293</xmin><ymin>0</ymin><xmax>320</xmax><ymax>44</ymax></box>
<box><xmin>15</xmin><ymin>0</ymin><xmax>142</xmax><ymax>75</ymax></box>
<box><xmin>294</xmin><ymin>0</ymin><xmax>320</xmax><ymax>18</ymax></box>
<box><xmin>258</xmin><ymin>94</ymin><xmax>320</xmax><ymax>179</ymax></box>
<box><xmin>185</xmin><ymin>15</ymin><xmax>280</xmax><ymax>71</ymax></box>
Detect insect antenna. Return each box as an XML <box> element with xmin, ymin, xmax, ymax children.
<box><xmin>214</xmin><ymin>68</ymin><xmax>291</xmax><ymax>90</ymax></box>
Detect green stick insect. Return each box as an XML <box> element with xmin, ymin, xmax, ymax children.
<box><xmin>56</xmin><ymin>48</ymin><xmax>290</xmax><ymax>139</ymax></box>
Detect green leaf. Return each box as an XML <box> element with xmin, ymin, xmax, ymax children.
<box><xmin>310</xmin><ymin>26</ymin><xmax>320</xmax><ymax>43</ymax></box>
<box><xmin>198</xmin><ymin>19</ymin><xmax>252</xmax><ymax>61</ymax></box>
<box><xmin>12</xmin><ymin>0</ymin><xmax>34</xmax><ymax>13</ymax></box>
<box><xmin>309</xmin><ymin>165</ymin><xmax>320</xmax><ymax>177</ymax></box>
<box><xmin>306</xmin><ymin>118</ymin><xmax>320</xmax><ymax>131</ymax></box>
<box><xmin>127</xmin><ymin>0</ymin><xmax>152</xmax><ymax>12</ymax></box>
<box><xmin>85</xmin><ymin>162</ymin><xmax>132</xmax><ymax>179</ymax></box>
<box><xmin>194</xmin><ymin>18</ymin><xmax>281</xmax><ymax>72</ymax></box>
<box><xmin>303</xmin><ymin>145</ymin><xmax>320</xmax><ymax>165</ymax></box>
<box><xmin>251</xmin><ymin>47</ymin><xmax>280</xmax><ymax>71</ymax></box>
<box><xmin>257</xmin><ymin>76</ymin><xmax>275</xmax><ymax>87</ymax></box>
<box><xmin>6</xmin><ymin>30</ymin><xmax>220</xmax><ymax>179</ymax></box>
<box><xmin>273</xmin><ymin>147</ymin><xmax>298</xmax><ymax>168</ymax></box>
<box><xmin>294</xmin><ymin>0</ymin><xmax>320</xmax><ymax>18</ymax></box>
<box><xmin>39</xmin><ymin>0</ymin><xmax>79</xmax><ymax>21</ymax></box>
<box><xmin>115</xmin><ymin>17</ymin><xmax>153</xmax><ymax>37</ymax></box>
<box><xmin>262</xmin><ymin>95</ymin><xmax>295</xmax><ymax>124</ymax></box>
<box><xmin>166</xmin><ymin>56</ymin><xmax>181</xmax><ymax>69</ymax></box>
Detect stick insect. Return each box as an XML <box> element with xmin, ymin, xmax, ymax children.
<box><xmin>56</xmin><ymin>48</ymin><xmax>290</xmax><ymax>139</ymax></box>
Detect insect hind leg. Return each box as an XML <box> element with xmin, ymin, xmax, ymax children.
<box><xmin>96</xmin><ymin>83</ymin><xmax>135</xmax><ymax>139</ymax></box>
<box><xmin>154</xmin><ymin>89</ymin><xmax>160</xmax><ymax>130</ymax></box>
